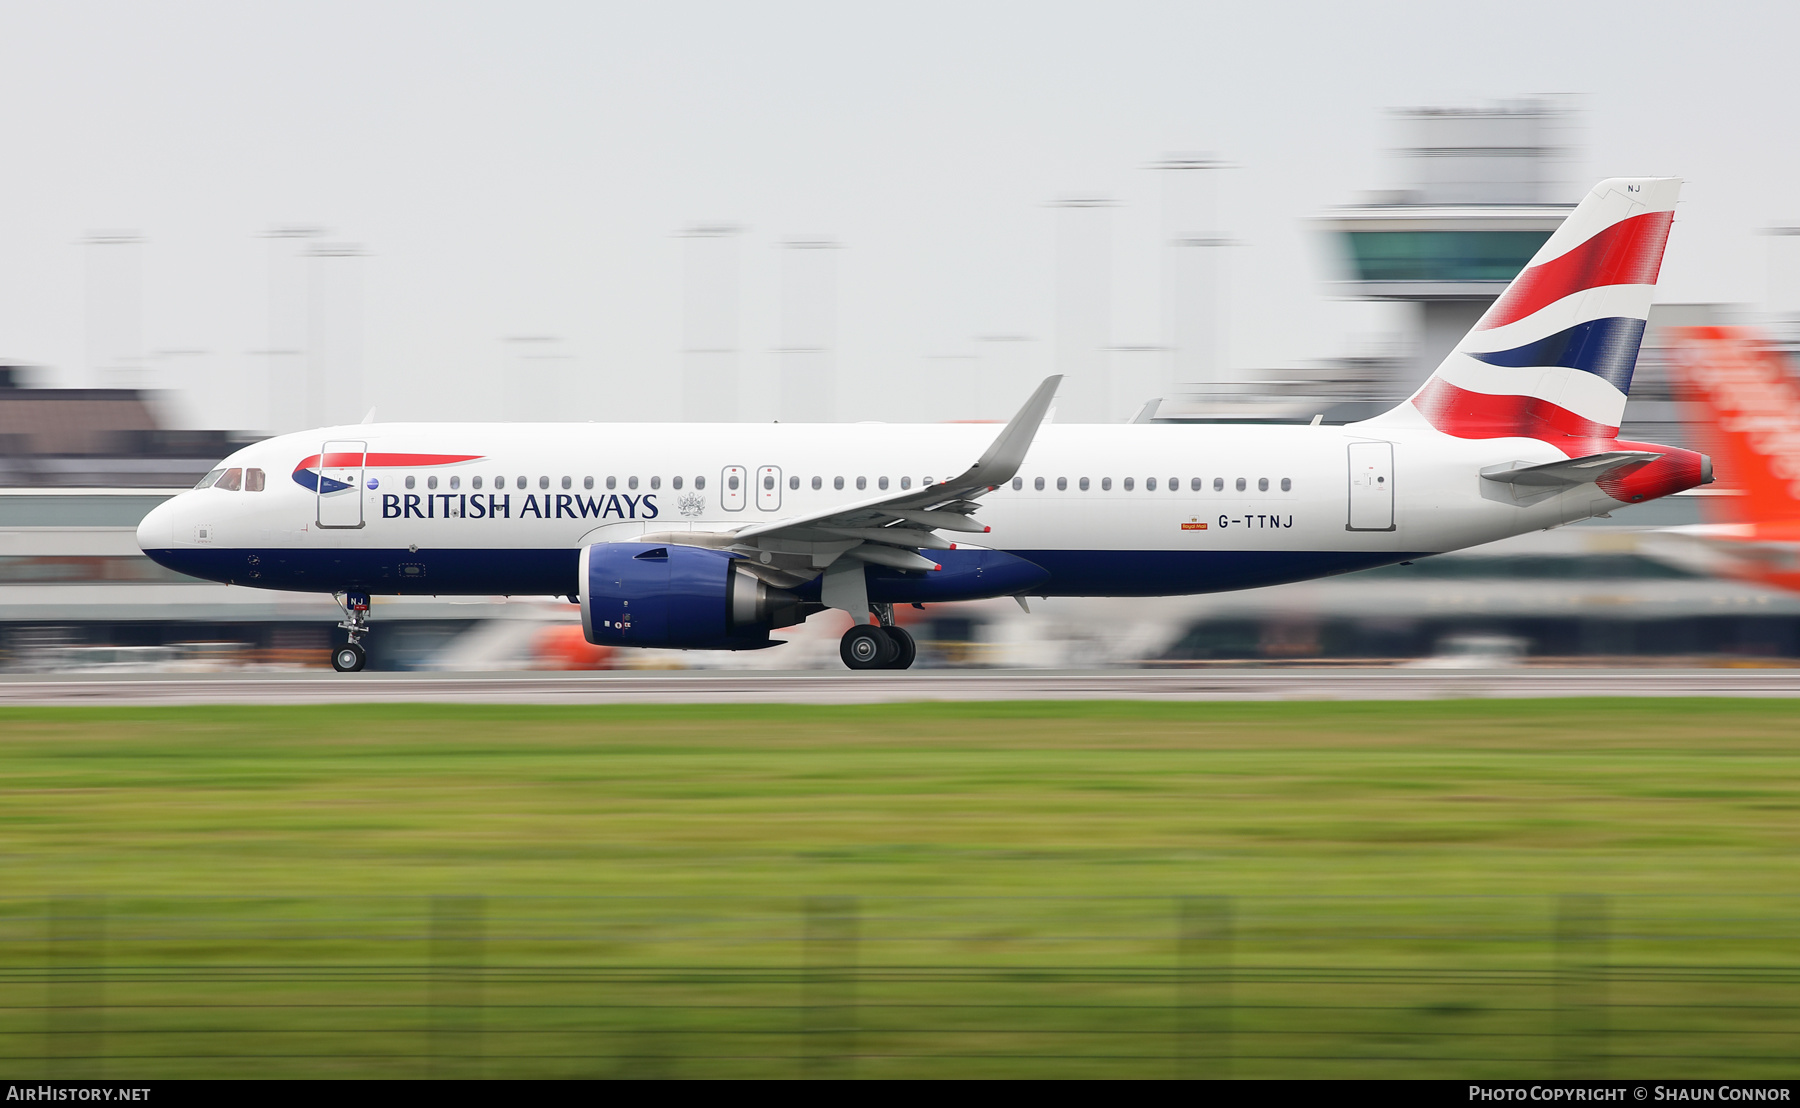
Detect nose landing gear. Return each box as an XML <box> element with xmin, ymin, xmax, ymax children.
<box><xmin>838</xmin><ymin>604</ymin><xmax>918</xmax><ymax>671</ymax></box>
<box><xmin>331</xmin><ymin>591</ymin><xmax>371</xmax><ymax>673</ymax></box>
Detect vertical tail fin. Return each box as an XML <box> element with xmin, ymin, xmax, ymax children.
<box><xmin>1375</xmin><ymin>177</ymin><xmax>1680</xmax><ymax>453</ymax></box>
<box><xmin>1668</xmin><ymin>327</ymin><xmax>1800</xmax><ymax>525</ymax></box>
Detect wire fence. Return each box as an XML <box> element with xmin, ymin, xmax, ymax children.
<box><xmin>3</xmin><ymin>894</ymin><xmax>1797</xmax><ymax>1078</ymax></box>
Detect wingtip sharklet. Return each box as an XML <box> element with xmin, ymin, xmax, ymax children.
<box><xmin>960</xmin><ymin>374</ymin><xmax>1062</xmax><ymax>489</ymax></box>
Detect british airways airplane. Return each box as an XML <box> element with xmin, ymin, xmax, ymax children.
<box><xmin>138</xmin><ymin>177</ymin><xmax>1709</xmax><ymax>672</ymax></box>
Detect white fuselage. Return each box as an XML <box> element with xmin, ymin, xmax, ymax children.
<box><xmin>137</xmin><ymin>419</ymin><xmax>1616</xmax><ymax>599</ymax></box>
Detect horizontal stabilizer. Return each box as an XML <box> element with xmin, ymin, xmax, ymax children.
<box><xmin>1480</xmin><ymin>450</ymin><xmax>1661</xmax><ymax>488</ymax></box>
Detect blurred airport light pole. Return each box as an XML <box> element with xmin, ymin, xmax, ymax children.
<box><xmin>1052</xmin><ymin>197</ymin><xmax>1113</xmax><ymax>422</ymax></box>
<box><xmin>1765</xmin><ymin>226</ymin><xmax>1800</xmax><ymax>347</ymax></box>
<box><xmin>307</xmin><ymin>242</ymin><xmax>365</xmax><ymax>429</ymax></box>
<box><xmin>975</xmin><ymin>335</ymin><xmax>1036</xmax><ymax>422</ymax></box>
<box><xmin>83</xmin><ymin>231</ymin><xmax>143</xmax><ymax>392</ymax></box>
<box><xmin>680</xmin><ymin>224</ymin><xmax>742</xmax><ymax>422</ymax></box>
<box><xmin>778</xmin><ymin>237</ymin><xmax>839</xmax><ymax>423</ymax></box>
<box><xmin>262</xmin><ymin>226</ymin><xmax>322</xmax><ymax>434</ymax></box>
<box><xmin>1155</xmin><ymin>156</ymin><xmax>1229</xmax><ymax>398</ymax></box>
<box><xmin>502</xmin><ymin>336</ymin><xmax>571</xmax><ymax>422</ymax></box>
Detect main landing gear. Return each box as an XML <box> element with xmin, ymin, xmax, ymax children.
<box><xmin>331</xmin><ymin>591</ymin><xmax>370</xmax><ymax>673</ymax></box>
<box><xmin>839</xmin><ymin>604</ymin><xmax>917</xmax><ymax>671</ymax></box>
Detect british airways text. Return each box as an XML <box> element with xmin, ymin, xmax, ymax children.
<box><xmin>381</xmin><ymin>493</ymin><xmax>660</xmax><ymax>520</ymax></box>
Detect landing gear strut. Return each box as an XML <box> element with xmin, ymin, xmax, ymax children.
<box><xmin>332</xmin><ymin>591</ymin><xmax>370</xmax><ymax>673</ymax></box>
<box><xmin>838</xmin><ymin>604</ymin><xmax>917</xmax><ymax>671</ymax></box>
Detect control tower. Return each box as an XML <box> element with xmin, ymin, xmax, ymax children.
<box><xmin>1319</xmin><ymin>100</ymin><xmax>1576</xmax><ymax>400</ymax></box>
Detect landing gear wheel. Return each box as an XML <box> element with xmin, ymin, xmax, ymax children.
<box><xmin>840</xmin><ymin>625</ymin><xmax>895</xmax><ymax>670</ymax></box>
<box><xmin>331</xmin><ymin>642</ymin><xmax>367</xmax><ymax>673</ymax></box>
<box><xmin>882</xmin><ymin>626</ymin><xmax>917</xmax><ymax>670</ymax></box>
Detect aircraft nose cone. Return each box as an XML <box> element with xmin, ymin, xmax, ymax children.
<box><xmin>136</xmin><ymin>495</ymin><xmax>175</xmax><ymax>553</ymax></box>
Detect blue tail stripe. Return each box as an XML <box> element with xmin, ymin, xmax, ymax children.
<box><xmin>1468</xmin><ymin>316</ymin><xmax>1646</xmax><ymax>394</ymax></box>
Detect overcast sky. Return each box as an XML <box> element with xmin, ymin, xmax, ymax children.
<box><xmin>0</xmin><ymin>1</ymin><xmax>1795</xmax><ymax>426</ymax></box>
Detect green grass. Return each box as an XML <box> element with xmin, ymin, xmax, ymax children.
<box><xmin>1</xmin><ymin>699</ymin><xmax>1797</xmax><ymax>1077</ymax></box>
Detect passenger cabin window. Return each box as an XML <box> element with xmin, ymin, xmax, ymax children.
<box><xmin>789</xmin><ymin>476</ymin><xmax>799</xmax><ymax>490</ymax></box>
<box><xmin>606</xmin><ymin>477</ymin><xmax>616</xmax><ymax>490</ymax></box>
<box><xmin>764</xmin><ymin>475</ymin><xmax>775</xmax><ymax>490</ymax></box>
<box><xmin>629</xmin><ymin>476</ymin><xmax>639</xmax><ymax>490</ymax></box>
<box><xmin>672</xmin><ymin>476</ymin><xmax>683</xmax><ymax>490</ymax></box>
<box><xmin>244</xmin><ymin>468</ymin><xmax>265</xmax><ymax>492</ymax></box>
<box><xmin>900</xmin><ymin>476</ymin><xmax>911</xmax><ymax>490</ymax></box>
<box><xmin>1056</xmin><ymin>477</ymin><xmax>1067</xmax><ymax>491</ymax></box>
<box><xmin>218</xmin><ymin>468</ymin><xmax>242</xmax><ymax>491</ymax></box>
<box><xmin>474</xmin><ymin>476</ymin><xmax>484</xmax><ymax>490</ymax></box>
<box><xmin>538</xmin><ymin>476</ymin><xmax>549</xmax><ymax>490</ymax></box>
<box><xmin>1011</xmin><ymin>477</ymin><xmax>1022</xmax><ymax>490</ymax></box>
<box><xmin>196</xmin><ymin>468</ymin><xmax>225</xmax><ymax>489</ymax></box>
<box><xmin>856</xmin><ymin>477</ymin><xmax>867</xmax><ymax>490</ymax></box>
<box><xmin>1079</xmin><ymin>477</ymin><xmax>1089</xmax><ymax>491</ymax></box>
<box><xmin>582</xmin><ymin>477</ymin><xmax>592</xmax><ymax>490</ymax></box>
<box><xmin>1259</xmin><ymin>477</ymin><xmax>1269</xmax><ymax>492</ymax></box>
<box><xmin>1124</xmin><ymin>477</ymin><xmax>1134</xmax><ymax>491</ymax></box>
<box><xmin>405</xmin><ymin>475</ymin><xmax>416</xmax><ymax>490</ymax></box>
<box><xmin>1146</xmin><ymin>477</ymin><xmax>1157</xmax><ymax>491</ymax></box>
<box><xmin>812</xmin><ymin>476</ymin><xmax>822</xmax><ymax>490</ymax></box>
<box><xmin>833</xmin><ymin>477</ymin><xmax>844</xmax><ymax>490</ymax></box>
<box><xmin>695</xmin><ymin>476</ymin><xmax>706</xmax><ymax>490</ymax></box>
<box><xmin>728</xmin><ymin>475</ymin><xmax>739</xmax><ymax>490</ymax></box>
<box><xmin>449</xmin><ymin>476</ymin><xmax>460</xmax><ymax>490</ymax></box>
<box><xmin>561</xmin><ymin>476</ymin><xmax>572</xmax><ymax>490</ymax></box>
<box><xmin>1034</xmin><ymin>477</ymin><xmax>1044</xmax><ymax>491</ymax></box>
<box><xmin>428</xmin><ymin>476</ymin><xmax>438</xmax><ymax>490</ymax></box>
<box><xmin>1102</xmin><ymin>477</ymin><xmax>1112</xmax><ymax>491</ymax></box>
<box><xmin>1168</xmin><ymin>478</ymin><xmax>1178</xmax><ymax>492</ymax></box>
<box><xmin>651</xmin><ymin>476</ymin><xmax>661</xmax><ymax>489</ymax></box>
<box><xmin>1214</xmin><ymin>477</ymin><xmax>1224</xmax><ymax>491</ymax></box>
<box><xmin>1236</xmin><ymin>478</ymin><xmax>1247</xmax><ymax>491</ymax></box>
<box><xmin>1281</xmin><ymin>478</ymin><xmax>1292</xmax><ymax>492</ymax></box>
<box><xmin>1190</xmin><ymin>478</ymin><xmax>1201</xmax><ymax>491</ymax></box>
<box><xmin>878</xmin><ymin>476</ymin><xmax>889</xmax><ymax>490</ymax></box>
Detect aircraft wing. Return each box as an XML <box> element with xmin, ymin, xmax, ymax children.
<box><xmin>1480</xmin><ymin>450</ymin><xmax>1662</xmax><ymax>488</ymax></box>
<box><xmin>720</xmin><ymin>375</ymin><xmax>1063</xmax><ymax>573</ymax></box>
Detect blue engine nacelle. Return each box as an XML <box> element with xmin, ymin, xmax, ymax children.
<box><xmin>580</xmin><ymin>543</ymin><xmax>806</xmax><ymax>650</ymax></box>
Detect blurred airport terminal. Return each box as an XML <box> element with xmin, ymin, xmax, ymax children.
<box><xmin>5</xmin><ymin>98</ymin><xmax>1800</xmax><ymax>673</ymax></box>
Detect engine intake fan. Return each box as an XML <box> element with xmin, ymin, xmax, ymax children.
<box><xmin>579</xmin><ymin>542</ymin><xmax>805</xmax><ymax>650</ymax></box>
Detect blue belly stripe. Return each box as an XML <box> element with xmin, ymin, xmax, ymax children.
<box><xmin>143</xmin><ymin>545</ymin><xmax>1422</xmax><ymax>600</ymax></box>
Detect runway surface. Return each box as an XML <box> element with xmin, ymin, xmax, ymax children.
<box><xmin>2</xmin><ymin>667</ymin><xmax>1799</xmax><ymax>705</ymax></box>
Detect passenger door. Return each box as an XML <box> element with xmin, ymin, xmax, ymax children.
<box><xmin>316</xmin><ymin>440</ymin><xmax>366</xmax><ymax>529</ymax></box>
<box><xmin>1346</xmin><ymin>441</ymin><xmax>1394</xmax><ymax>532</ymax></box>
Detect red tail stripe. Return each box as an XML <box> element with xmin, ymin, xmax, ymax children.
<box><xmin>1477</xmin><ymin>210</ymin><xmax>1674</xmax><ymax>332</ymax></box>
<box><xmin>1412</xmin><ymin>378</ymin><xmax>1617</xmax><ymax>454</ymax></box>
<box><xmin>295</xmin><ymin>452</ymin><xmax>484</xmax><ymax>471</ymax></box>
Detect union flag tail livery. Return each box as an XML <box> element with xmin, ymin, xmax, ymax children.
<box><xmin>136</xmin><ymin>177</ymin><xmax>1714</xmax><ymax>673</ymax></box>
<box><xmin>1372</xmin><ymin>177</ymin><xmax>1706</xmax><ymax>506</ymax></box>
<box><xmin>1656</xmin><ymin>327</ymin><xmax>1800</xmax><ymax>592</ymax></box>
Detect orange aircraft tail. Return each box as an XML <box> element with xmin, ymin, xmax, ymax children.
<box><xmin>1666</xmin><ymin>326</ymin><xmax>1800</xmax><ymax>526</ymax></box>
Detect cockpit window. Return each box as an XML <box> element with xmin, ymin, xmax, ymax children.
<box><xmin>244</xmin><ymin>468</ymin><xmax>265</xmax><ymax>492</ymax></box>
<box><xmin>217</xmin><ymin>468</ymin><xmax>243</xmax><ymax>492</ymax></box>
<box><xmin>196</xmin><ymin>468</ymin><xmax>225</xmax><ymax>490</ymax></box>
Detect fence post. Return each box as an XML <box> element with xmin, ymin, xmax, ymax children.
<box><xmin>45</xmin><ymin>896</ymin><xmax>105</xmax><ymax>1079</ymax></box>
<box><xmin>1554</xmin><ymin>893</ymin><xmax>1609</xmax><ymax>1078</ymax></box>
<box><xmin>1177</xmin><ymin>896</ymin><xmax>1232</xmax><ymax>1079</ymax></box>
<box><xmin>803</xmin><ymin>895</ymin><xmax>858</xmax><ymax>1078</ymax></box>
<box><xmin>429</xmin><ymin>895</ymin><xmax>485</xmax><ymax>1079</ymax></box>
